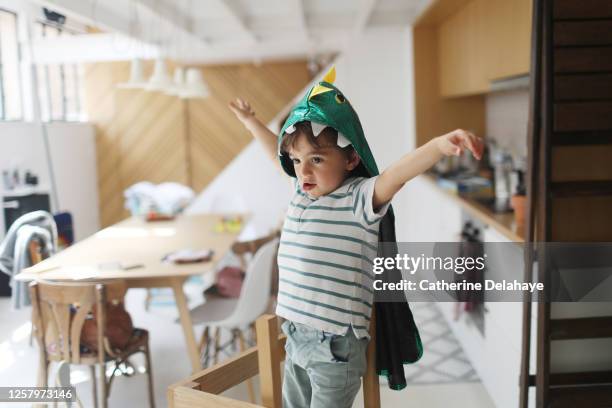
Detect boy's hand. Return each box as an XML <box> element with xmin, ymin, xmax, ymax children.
<box><xmin>374</xmin><ymin>129</ymin><xmax>484</xmax><ymax>209</ymax></box>
<box><xmin>228</xmin><ymin>98</ymin><xmax>256</xmax><ymax>126</ymax></box>
<box><xmin>228</xmin><ymin>97</ymin><xmax>280</xmax><ymax>165</ymax></box>
<box><xmin>435</xmin><ymin>129</ymin><xmax>484</xmax><ymax>160</ymax></box>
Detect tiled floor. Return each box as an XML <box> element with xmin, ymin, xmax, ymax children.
<box><xmin>406</xmin><ymin>302</ymin><xmax>479</xmax><ymax>384</ymax></box>
<box><xmin>0</xmin><ymin>287</ymin><xmax>495</xmax><ymax>407</ymax></box>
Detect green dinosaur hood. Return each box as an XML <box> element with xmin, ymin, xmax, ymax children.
<box><xmin>278</xmin><ymin>66</ymin><xmax>379</xmax><ymax>178</ymax></box>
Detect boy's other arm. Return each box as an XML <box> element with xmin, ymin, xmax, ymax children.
<box><xmin>373</xmin><ymin>129</ymin><xmax>484</xmax><ymax>209</ymax></box>
<box><xmin>229</xmin><ymin>98</ymin><xmax>280</xmax><ymax>163</ymax></box>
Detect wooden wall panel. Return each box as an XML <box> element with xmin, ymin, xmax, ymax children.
<box><xmin>83</xmin><ymin>60</ymin><xmax>310</xmax><ymax>227</ymax></box>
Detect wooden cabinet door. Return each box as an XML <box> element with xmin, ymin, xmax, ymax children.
<box><xmin>485</xmin><ymin>0</ymin><xmax>532</xmax><ymax>80</ymax></box>
<box><xmin>438</xmin><ymin>0</ymin><xmax>532</xmax><ymax>97</ymax></box>
<box><xmin>438</xmin><ymin>0</ymin><xmax>489</xmax><ymax>97</ymax></box>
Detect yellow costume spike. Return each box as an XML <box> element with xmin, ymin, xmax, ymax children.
<box><xmin>322</xmin><ymin>66</ymin><xmax>336</xmax><ymax>84</ymax></box>
<box><xmin>309</xmin><ymin>84</ymin><xmax>333</xmax><ymax>99</ymax></box>
<box><xmin>309</xmin><ymin>66</ymin><xmax>336</xmax><ymax>100</ymax></box>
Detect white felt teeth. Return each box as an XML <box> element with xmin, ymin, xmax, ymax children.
<box><xmin>279</xmin><ymin>121</ymin><xmax>351</xmax><ymax>156</ymax></box>
<box><xmin>337</xmin><ymin>132</ymin><xmax>351</xmax><ymax>148</ymax></box>
<box><xmin>311</xmin><ymin>122</ymin><xmax>327</xmax><ymax>137</ymax></box>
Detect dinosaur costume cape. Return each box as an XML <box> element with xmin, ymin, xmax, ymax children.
<box><xmin>278</xmin><ymin>67</ymin><xmax>423</xmax><ymax>390</ymax></box>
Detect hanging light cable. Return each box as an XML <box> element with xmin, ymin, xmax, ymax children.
<box><xmin>116</xmin><ymin>1</ymin><xmax>147</xmax><ymax>89</ymax></box>
<box><xmin>145</xmin><ymin>0</ymin><xmax>172</xmax><ymax>92</ymax></box>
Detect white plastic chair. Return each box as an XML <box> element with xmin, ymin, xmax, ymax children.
<box><xmin>190</xmin><ymin>237</ymin><xmax>278</xmax><ymax>350</ymax></box>
<box><xmin>189</xmin><ymin>237</ymin><xmax>278</xmax><ymax>403</ymax></box>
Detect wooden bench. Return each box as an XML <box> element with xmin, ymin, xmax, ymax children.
<box><xmin>168</xmin><ymin>314</ymin><xmax>381</xmax><ymax>408</ymax></box>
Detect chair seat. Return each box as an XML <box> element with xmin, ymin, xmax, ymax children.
<box><xmin>189</xmin><ymin>295</ymin><xmax>239</xmax><ymax>326</ymax></box>
<box><xmin>47</xmin><ymin>327</ymin><xmax>149</xmax><ymax>364</ymax></box>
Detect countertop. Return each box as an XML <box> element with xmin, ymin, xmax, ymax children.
<box><xmin>423</xmin><ymin>174</ymin><xmax>525</xmax><ymax>243</ymax></box>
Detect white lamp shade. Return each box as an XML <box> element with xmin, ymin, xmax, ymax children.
<box><xmin>179</xmin><ymin>68</ymin><xmax>210</xmax><ymax>99</ymax></box>
<box><xmin>146</xmin><ymin>58</ymin><xmax>172</xmax><ymax>91</ymax></box>
<box><xmin>116</xmin><ymin>59</ymin><xmax>147</xmax><ymax>89</ymax></box>
<box><xmin>164</xmin><ymin>67</ymin><xmax>185</xmax><ymax>95</ymax></box>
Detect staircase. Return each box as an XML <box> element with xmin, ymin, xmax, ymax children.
<box><xmin>520</xmin><ymin>0</ymin><xmax>612</xmax><ymax>406</ymax></box>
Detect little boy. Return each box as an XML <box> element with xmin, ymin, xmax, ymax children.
<box><xmin>230</xmin><ymin>67</ymin><xmax>483</xmax><ymax>408</ymax></box>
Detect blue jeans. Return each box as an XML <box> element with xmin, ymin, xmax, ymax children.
<box><xmin>281</xmin><ymin>321</ymin><xmax>369</xmax><ymax>408</ymax></box>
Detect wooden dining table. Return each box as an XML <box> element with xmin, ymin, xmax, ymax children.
<box><xmin>16</xmin><ymin>213</ymin><xmax>244</xmax><ymax>373</ymax></box>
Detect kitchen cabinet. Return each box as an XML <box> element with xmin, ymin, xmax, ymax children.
<box><xmin>485</xmin><ymin>0</ymin><xmax>532</xmax><ymax>81</ymax></box>
<box><xmin>438</xmin><ymin>0</ymin><xmax>489</xmax><ymax>96</ymax></box>
<box><xmin>406</xmin><ymin>176</ymin><xmax>531</xmax><ymax>407</ymax></box>
<box><xmin>438</xmin><ymin>0</ymin><xmax>532</xmax><ymax>97</ymax></box>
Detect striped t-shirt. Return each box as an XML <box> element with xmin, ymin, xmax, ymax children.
<box><xmin>276</xmin><ymin>176</ymin><xmax>390</xmax><ymax>339</ymax></box>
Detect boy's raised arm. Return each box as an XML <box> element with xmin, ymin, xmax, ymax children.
<box><xmin>229</xmin><ymin>98</ymin><xmax>280</xmax><ymax>163</ymax></box>
<box><xmin>373</xmin><ymin>129</ymin><xmax>484</xmax><ymax>209</ymax></box>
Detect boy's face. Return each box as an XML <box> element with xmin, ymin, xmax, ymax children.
<box><xmin>288</xmin><ymin>133</ymin><xmax>359</xmax><ymax>198</ymax></box>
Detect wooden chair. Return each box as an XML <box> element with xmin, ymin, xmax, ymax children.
<box><xmin>168</xmin><ymin>313</ymin><xmax>381</xmax><ymax>408</ymax></box>
<box><xmin>30</xmin><ymin>280</ymin><xmax>155</xmax><ymax>408</ymax></box>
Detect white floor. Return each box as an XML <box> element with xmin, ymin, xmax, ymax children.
<box><xmin>0</xmin><ymin>287</ymin><xmax>495</xmax><ymax>407</ymax></box>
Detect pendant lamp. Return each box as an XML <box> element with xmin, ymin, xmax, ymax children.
<box><xmin>116</xmin><ymin>58</ymin><xmax>147</xmax><ymax>89</ymax></box>
<box><xmin>165</xmin><ymin>67</ymin><xmax>185</xmax><ymax>95</ymax></box>
<box><xmin>146</xmin><ymin>58</ymin><xmax>172</xmax><ymax>91</ymax></box>
<box><xmin>179</xmin><ymin>68</ymin><xmax>210</xmax><ymax>99</ymax></box>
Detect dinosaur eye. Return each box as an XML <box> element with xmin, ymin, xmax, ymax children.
<box><xmin>335</xmin><ymin>93</ymin><xmax>346</xmax><ymax>104</ymax></box>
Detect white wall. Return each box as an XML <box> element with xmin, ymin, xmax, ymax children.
<box><xmin>0</xmin><ymin>122</ymin><xmax>100</xmax><ymax>241</ymax></box>
<box><xmin>334</xmin><ymin>26</ymin><xmax>417</xmax><ymax>241</ymax></box>
<box><xmin>46</xmin><ymin>123</ymin><xmax>100</xmax><ymax>241</ymax></box>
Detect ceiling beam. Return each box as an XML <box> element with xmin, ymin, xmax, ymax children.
<box><xmin>353</xmin><ymin>0</ymin><xmax>377</xmax><ymax>36</ymax></box>
<box><xmin>31</xmin><ymin>0</ymin><xmax>132</xmax><ymax>36</ymax></box>
<box><xmin>217</xmin><ymin>0</ymin><xmax>257</xmax><ymax>43</ymax></box>
<box><xmin>31</xmin><ymin>33</ymin><xmax>160</xmax><ymax>63</ymax></box>
<box><xmin>178</xmin><ymin>34</ymin><xmax>347</xmax><ymax>64</ymax></box>
<box><xmin>31</xmin><ymin>0</ymin><xmax>209</xmax><ymax>53</ymax></box>
<box><xmin>135</xmin><ymin>0</ymin><xmax>209</xmax><ymax>48</ymax></box>
<box><xmin>29</xmin><ymin>31</ymin><xmax>345</xmax><ymax>65</ymax></box>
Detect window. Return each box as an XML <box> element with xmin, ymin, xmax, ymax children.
<box><xmin>34</xmin><ymin>21</ymin><xmax>84</xmax><ymax>122</ymax></box>
<box><xmin>0</xmin><ymin>9</ymin><xmax>22</xmax><ymax>120</ymax></box>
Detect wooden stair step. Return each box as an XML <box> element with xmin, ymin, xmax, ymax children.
<box><xmin>554</xmin><ymin>101</ymin><xmax>612</xmax><ymax>132</ymax></box>
<box><xmin>551</xmin><ymin>180</ymin><xmax>612</xmax><ymax>197</ymax></box>
<box><xmin>554</xmin><ymin>74</ymin><xmax>612</xmax><ymax>102</ymax></box>
<box><xmin>549</xmin><ymin>384</ymin><xmax>612</xmax><ymax>408</ymax></box>
<box><xmin>554</xmin><ymin>20</ymin><xmax>612</xmax><ymax>47</ymax></box>
<box><xmin>554</xmin><ymin>0</ymin><xmax>612</xmax><ymax>21</ymax></box>
<box><xmin>552</xmin><ymin>371</ymin><xmax>612</xmax><ymax>386</ymax></box>
<box><xmin>553</xmin><ymin>130</ymin><xmax>612</xmax><ymax>145</ymax></box>
<box><xmin>550</xmin><ymin>316</ymin><xmax>612</xmax><ymax>340</ymax></box>
<box><xmin>554</xmin><ymin>47</ymin><xmax>612</xmax><ymax>73</ymax></box>
<box><xmin>528</xmin><ymin>371</ymin><xmax>612</xmax><ymax>387</ymax></box>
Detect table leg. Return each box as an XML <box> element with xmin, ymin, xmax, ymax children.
<box><xmin>170</xmin><ymin>278</ymin><xmax>201</xmax><ymax>373</ymax></box>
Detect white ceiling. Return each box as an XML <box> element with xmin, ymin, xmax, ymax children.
<box><xmin>30</xmin><ymin>0</ymin><xmax>431</xmax><ymax>64</ymax></box>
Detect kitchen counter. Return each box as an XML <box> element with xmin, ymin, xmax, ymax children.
<box><xmin>423</xmin><ymin>174</ymin><xmax>525</xmax><ymax>243</ymax></box>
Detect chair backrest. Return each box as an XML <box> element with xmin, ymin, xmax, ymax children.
<box><xmin>0</xmin><ymin>211</ymin><xmax>58</xmax><ymax>260</ymax></box>
<box><xmin>231</xmin><ymin>230</ymin><xmax>279</xmax><ymax>266</ymax></box>
<box><xmin>223</xmin><ymin>238</ymin><xmax>279</xmax><ymax>327</ymax></box>
<box><xmin>29</xmin><ymin>281</ymin><xmax>126</xmax><ymax>364</ymax></box>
